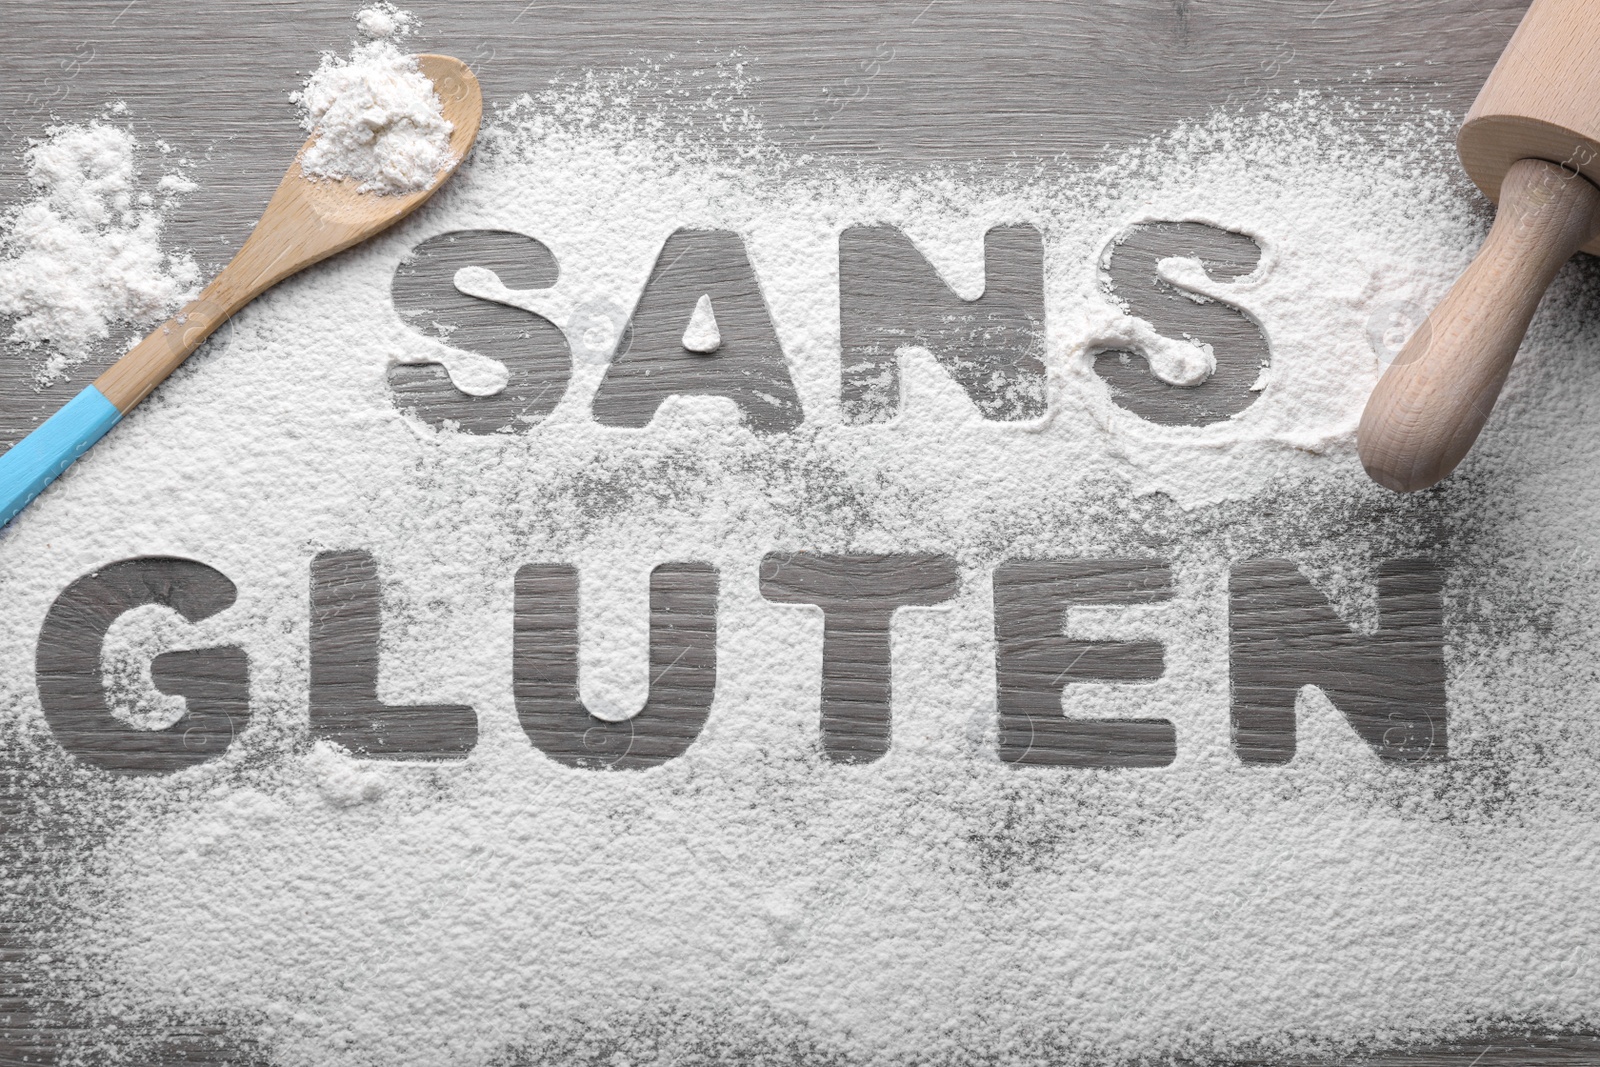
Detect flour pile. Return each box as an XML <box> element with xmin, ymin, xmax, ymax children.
<box><xmin>3</xmin><ymin>64</ymin><xmax>1600</xmax><ymax>1067</ymax></box>
<box><xmin>354</xmin><ymin>1</ymin><xmax>417</xmax><ymax>41</ymax></box>
<box><xmin>292</xmin><ymin>5</ymin><xmax>453</xmax><ymax>194</ymax></box>
<box><xmin>0</xmin><ymin>122</ymin><xmax>199</xmax><ymax>384</ymax></box>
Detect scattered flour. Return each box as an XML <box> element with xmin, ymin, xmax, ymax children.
<box><xmin>0</xmin><ymin>122</ymin><xmax>199</xmax><ymax>384</ymax></box>
<box><xmin>2</xmin><ymin>63</ymin><xmax>1599</xmax><ymax>1067</ymax></box>
<box><xmin>354</xmin><ymin>1</ymin><xmax>417</xmax><ymax>40</ymax></box>
<box><xmin>292</xmin><ymin>7</ymin><xmax>453</xmax><ymax>195</ymax></box>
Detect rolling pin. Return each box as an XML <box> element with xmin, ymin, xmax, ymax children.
<box><xmin>1358</xmin><ymin>0</ymin><xmax>1600</xmax><ymax>492</ymax></box>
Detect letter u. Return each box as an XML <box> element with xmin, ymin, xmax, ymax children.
<box><xmin>513</xmin><ymin>562</ymin><xmax>718</xmax><ymax>769</ymax></box>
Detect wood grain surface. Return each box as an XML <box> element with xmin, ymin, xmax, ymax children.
<box><xmin>3</xmin><ymin>2</ymin><xmax>1594</xmax><ymax>1064</ymax></box>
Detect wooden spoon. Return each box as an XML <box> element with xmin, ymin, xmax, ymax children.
<box><xmin>0</xmin><ymin>54</ymin><xmax>482</xmax><ymax>528</ymax></box>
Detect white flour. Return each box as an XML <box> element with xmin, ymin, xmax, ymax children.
<box><xmin>0</xmin><ymin>121</ymin><xmax>199</xmax><ymax>384</ymax></box>
<box><xmin>682</xmin><ymin>292</ymin><xmax>722</xmax><ymax>353</ymax></box>
<box><xmin>0</xmin><ymin>3</ymin><xmax>444</xmax><ymax>385</ymax></box>
<box><xmin>354</xmin><ymin>2</ymin><xmax>417</xmax><ymax>41</ymax></box>
<box><xmin>2</xmin><ymin>66</ymin><xmax>1599</xmax><ymax>1067</ymax></box>
<box><xmin>292</xmin><ymin>10</ymin><xmax>452</xmax><ymax>195</ymax></box>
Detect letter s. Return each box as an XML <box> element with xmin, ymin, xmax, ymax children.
<box><xmin>388</xmin><ymin>229</ymin><xmax>572</xmax><ymax>434</ymax></box>
<box><xmin>1092</xmin><ymin>221</ymin><xmax>1269</xmax><ymax>426</ymax></box>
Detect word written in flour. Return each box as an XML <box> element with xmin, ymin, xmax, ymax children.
<box><xmin>388</xmin><ymin>222</ymin><xmax>1268</xmax><ymax>430</ymax></box>
<box><xmin>35</xmin><ymin>553</ymin><xmax>1445</xmax><ymax>776</ymax></box>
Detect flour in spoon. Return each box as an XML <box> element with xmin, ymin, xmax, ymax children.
<box><xmin>292</xmin><ymin>7</ymin><xmax>453</xmax><ymax>195</ymax></box>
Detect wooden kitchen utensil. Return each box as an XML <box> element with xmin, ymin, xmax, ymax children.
<box><xmin>1357</xmin><ymin>0</ymin><xmax>1600</xmax><ymax>492</ymax></box>
<box><xmin>0</xmin><ymin>55</ymin><xmax>482</xmax><ymax>528</ymax></box>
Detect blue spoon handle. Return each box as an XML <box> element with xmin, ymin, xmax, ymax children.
<box><xmin>0</xmin><ymin>386</ymin><xmax>123</xmax><ymax>528</ymax></box>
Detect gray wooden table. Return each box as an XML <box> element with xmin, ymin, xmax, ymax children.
<box><xmin>4</xmin><ymin>1</ymin><xmax>1597</xmax><ymax>1064</ymax></box>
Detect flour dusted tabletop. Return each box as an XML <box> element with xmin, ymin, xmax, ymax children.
<box><xmin>4</xmin><ymin>3</ymin><xmax>1600</xmax><ymax>1066</ymax></box>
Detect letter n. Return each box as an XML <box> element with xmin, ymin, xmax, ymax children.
<box><xmin>839</xmin><ymin>224</ymin><xmax>1047</xmax><ymax>424</ymax></box>
<box><xmin>1229</xmin><ymin>558</ymin><xmax>1446</xmax><ymax>763</ymax></box>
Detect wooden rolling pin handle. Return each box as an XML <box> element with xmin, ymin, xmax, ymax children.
<box><xmin>1358</xmin><ymin>157</ymin><xmax>1600</xmax><ymax>493</ymax></box>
